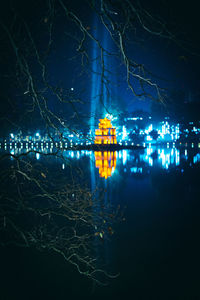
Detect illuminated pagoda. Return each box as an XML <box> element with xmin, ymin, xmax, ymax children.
<box><xmin>94</xmin><ymin>118</ymin><xmax>117</xmax><ymax>145</ymax></box>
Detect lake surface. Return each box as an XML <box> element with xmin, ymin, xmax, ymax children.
<box><xmin>1</xmin><ymin>145</ymin><xmax>200</xmax><ymax>299</ymax></box>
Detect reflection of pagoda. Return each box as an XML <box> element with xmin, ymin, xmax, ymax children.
<box><xmin>94</xmin><ymin>118</ymin><xmax>117</xmax><ymax>145</ymax></box>
<box><xmin>95</xmin><ymin>151</ymin><xmax>117</xmax><ymax>179</ymax></box>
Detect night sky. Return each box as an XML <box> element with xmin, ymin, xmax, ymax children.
<box><xmin>0</xmin><ymin>0</ymin><xmax>200</xmax><ymax>134</ymax></box>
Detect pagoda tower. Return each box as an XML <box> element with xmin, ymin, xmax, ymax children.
<box><xmin>94</xmin><ymin>118</ymin><xmax>117</xmax><ymax>144</ymax></box>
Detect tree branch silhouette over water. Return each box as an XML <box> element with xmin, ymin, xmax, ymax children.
<box><xmin>0</xmin><ymin>0</ymin><xmax>197</xmax><ymax>285</ymax></box>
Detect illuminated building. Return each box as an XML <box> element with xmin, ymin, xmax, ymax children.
<box><xmin>94</xmin><ymin>118</ymin><xmax>117</xmax><ymax>144</ymax></box>
<box><xmin>95</xmin><ymin>151</ymin><xmax>117</xmax><ymax>179</ymax></box>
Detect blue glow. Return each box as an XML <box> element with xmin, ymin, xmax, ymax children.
<box><xmin>76</xmin><ymin>151</ymin><xmax>80</xmax><ymax>159</ymax></box>
<box><xmin>122</xmin><ymin>126</ymin><xmax>128</xmax><ymax>140</ymax></box>
<box><xmin>193</xmin><ymin>153</ymin><xmax>200</xmax><ymax>164</ymax></box>
<box><xmin>90</xmin><ymin>17</ymin><xmax>111</xmax><ymax>131</ymax></box>
<box><xmin>175</xmin><ymin>149</ymin><xmax>180</xmax><ymax>166</ymax></box>
<box><xmin>147</xmin><ymin>146</ymin><xmax>153</xmax><ymax>156</ymax></box>
<box><xmin>122</xmin><ymin>150</ymin><xmax>127</xmax><ymax>165</ymax></box>
<box><xmin>131</xmin><ymin>167</ymin><xmax>137</xmax><ymax>173</ymax></box>
<box><xmin>7</xmin><ymin>144</ymin><xmax>200</xmax><ymax>175</ymax></box>
<box><xmin>185</xmin><ymin>149</ymin><xmax>188</xmax><ymax>158</ymax></box>
<box><xmin>145</xmin><ymin>124</ymin><xmax>153</xmax><ymax>134</ymax></box>
<box><xmin>149</xmin><ymin>157</ymin><xmax>153</xmax><ymax>166</ymax></box>
<box><xmin>119</xmin><ymin>151</ymin><xmax>122</xmax><ymax>159</ymax></box>
<box><xmin>146</xmin><ymin>135</ymin><xmax>152</xmax><ymax>141</ymax></box>
<box><xmin>90</xmin><ymin>20</ymin><xmax>100</xmax><ymax>132</ymax></box>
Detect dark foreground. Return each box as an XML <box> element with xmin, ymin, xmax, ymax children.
<box><xmin>0</xmin><ymin>147</ymin><xmax>200</xmax><ymax>300</ymax></box>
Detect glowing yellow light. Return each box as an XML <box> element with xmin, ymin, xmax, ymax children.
<box><xmin>94</xmin><ymin>151</ymin><xmax>117</xmax><ymax>179</ymax></box>
<box><xmin>94</xmin><ymin>118</ymin><xmax>117</xmax><ymax>145</ymax></box>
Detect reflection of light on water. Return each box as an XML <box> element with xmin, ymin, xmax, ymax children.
<box><xmin>166</xmin><ymin>153</ymin><xmax>170</xmax><ymax>168</ymax></box>
<box><xmin>147</xmin><ymin>146</ymin><xmax>153</xmax><ymax>156</ymax></box>
<box><xmin>10</xmin><ymin>149</ymin><xmax>15</xmax><ymax>160</ymax></box>
<box><xmin>170</xmin><ymin>149</ymin><xmax>174</xmax><ymax>163</ymax></box>
<box><xmin>122</xmin><ymin>150</ymin><xmax>127</xmax><ymax>166</ymax></box>
<box><xmin>160</xmin><ymin>149</ymin><xmax>166</xmax><ymax>168</ymax></box>
<box><xmin>193</xmin><ymin>153</ymin><xmax>200</xmax><ymax>164</ymax></box>
<box><xmin>94</xmin><ymin>151</ymin><xmax>117</xmax><ymax>179</ymax></box>
<box><xmin>185</xmin><ymin>149</ymin><xmax>188</xmax><ymax>158</ymax></box>
<box><xmin>131</xmin><ymin>167</ymin><xmax>143</xmax><ymax>173</ymax></box>
<box><xmin>63</xmin><ymin>150</ymin><xmax>92</xmax><ymax>159</ymax></box>
<box><xmin>175</xmin><ymin>149</ymin><xmax>180</xmax><ymax>166</ymax></box>
<box><xmin>6</xmin><ymin>146</ymin><xmax>200</xmax><ymax>177</ymax></box>
<box><xmin>140</xmin><ymin>147</ymin><xmax>182</xmax><ymax>170</ymax></box>
<box><xmin>156</xmin><ymin>148</ymin><xmax>180</xmax><ymax>169</ymax></box>
<box><xmin>131</xmin><ymin>167</ymin><xmax>137</xmax><ymax>173</ymax></box>
<box><xmin>149</xmin><ymin>157</ymin><xmax>153</xmax><ymax>167</ymax></box>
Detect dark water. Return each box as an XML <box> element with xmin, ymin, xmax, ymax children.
<box><xmin>1</xmin><ymin>146</ymin><xmax>200</xmax><ymax>300</ymax></box>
